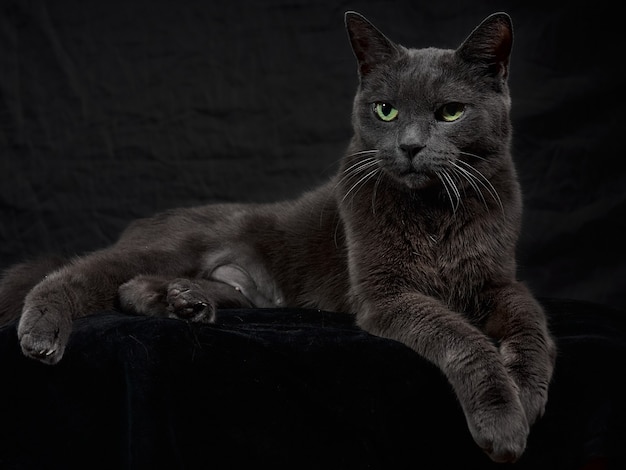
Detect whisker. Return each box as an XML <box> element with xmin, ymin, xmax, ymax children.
<box><xmin>336</xmin><ymin>150</ymin><xmax>379</xmax><ymax>188</ymax></box>
<box><xmin>337</xmin><ymin>157</ymin><xmax>376</xmax><ymax>181</ymax></box>
<box><xmin>446</xmin><ymin>170</ymin><xmax>463</xmax><ymax>209</ymax></box>
<box><xmin>341</xmin><ymin>167</ymin><xmax>380</xmax><ymax>204</ymax></box>
<box><xmin>330</xmin><ymin>155</ymin><xmax>379</xmax><ymax>248</ymax></box>
<box><xmin>455</xmin><ymin>159</ymin><xmax>504</xmax><ymax>214</ymax></box>
<box><xmin>333</xmin><ymin>215</ymin><xmax>342</xmax><ymax>249</ymax></box>
<box><xmin>449</xmin><ymin>160</ymin><xmax>488</xmax><ymax>209</ymax></box>
<box><xmin>336</xmin><ymin>159</ymin><xmax>379</xmax><ymax>192</ymax></box>
<box><xmin>322</xmin><ymin>149</ymin><xmax>379</xmax><ymax>176</ymax></box>
<box><xmin>337</xmin><ymin>165</ymin><xmax>380</xmax><ymax>201</ymax></box>
<box><xmin>436</xmin><ymin>172</ymin><xmax>457</xmax><ymax>213</ymax></box>
<box><xmin>459</xmin><ymin>150</ymin><xmax>488</xmax><ymax>162</ymax></box>
<box><xmin>441</xmin><ymin>170</ymin><xmax>461</xmax><ymax>212</ymax></box>
<box><xmin>455</xmin><ymin>160</ymin><xmax>502</xmax><ymax>209</ymax></box>
<box><xmin>371</xmin><ymin>171</ymin><xmax>384</xmax><ymax>215</ymax></box>
<box><xmin>346</xmin><ymin>149</ymin><xmax>379</xmax><ymax>158</ymax></box>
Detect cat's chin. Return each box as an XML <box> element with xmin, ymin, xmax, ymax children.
<box><xmin>391</xmin><ymin>171</ymin><xmax>438</xmax><ymax>191</ymax></box>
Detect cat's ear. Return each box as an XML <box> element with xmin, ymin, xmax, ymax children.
<box><xmin>345</xmin><ymin>11</ymin><xmax>400</xmax><ymax>78</ymax></box>
<box><xmin>456</xmin><ymin>12</ymin><xmax>513</xmax><ymax>79</ymax></box>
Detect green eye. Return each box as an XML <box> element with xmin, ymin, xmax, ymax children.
<box><xmin>437</xmin><ymin>102</ymin><xmax>465</xmax><ymax>122</ymax></box>
<box><xmin>373</xmin><ymin>102</ymin><xmax>399</xmax><ymax>122</ymax></box>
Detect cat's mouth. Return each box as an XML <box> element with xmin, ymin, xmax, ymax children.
<box><xmin>393</xmin><ymin>168</ymin><xmax>438</xmax><ymax>190</ymax></box>
<box><xmin>379</xmin><ymin>155</ymin><xmax>441</xmax><ymax>191</ymax></box>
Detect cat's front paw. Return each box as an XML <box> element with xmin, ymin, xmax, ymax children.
<box><xmin>466</xmin><ymin>400</ymin><xmax>529</xmax><ymax>463</ymax></box>
<box><xmin>517</xmin><ymin>381</ymin><xmax>550</xmax><ymax>427</ymax></box>
<box><xmin>502</xmin><ymin>336</ymin><xmax>556</xmax><ymax>427</ymax></box>
<box><xmin>166</xmin><ymin>279</ymin><xmax>215</xmax><ymax>323</ymax></box>
<box><xmin>17</xmin><ymin>305</ymin><xmax>71</xmax><ymax>365</ymax></box>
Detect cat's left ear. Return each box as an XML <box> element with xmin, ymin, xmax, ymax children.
<box><xmin>345</xmin><ymin>11</ymin><xmax>401</xmax><ymax>78</ymax></box>
<box><xmin>456</xmin><ymin>12</ymin><xmax>513</xmax><ymax>79</ymax></box>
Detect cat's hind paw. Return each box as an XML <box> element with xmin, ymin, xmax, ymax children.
<box><xmin>166</xmin><ymin>279</ymin><xmax>216</xmax><ymax>323</ymax></box>
<box><xmin>119</xmin><ymin>276</ymin><xmax>217</xmax><ymax>322</ymax></box>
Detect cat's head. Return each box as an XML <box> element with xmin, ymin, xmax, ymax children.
<box><xmin>345</xmin><ymin>12</ymin><xmax>513</xmax><ymax>193</ymax></box>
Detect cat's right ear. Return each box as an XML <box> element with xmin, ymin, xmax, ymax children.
<box><xmin>345</xmin><ymin>11</ymin><xmax>400</xmax><ymax>78</ymax></box>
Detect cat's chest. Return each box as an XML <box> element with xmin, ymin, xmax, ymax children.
<box><xmin>356</xmin><ymin>205</ymin><xmax>494</xmax><ymax>286</ymax></box>
<box><xmin>397</xmin><ymin>218</ymin><xmax>469</xmax><ymax>272</ymax></box>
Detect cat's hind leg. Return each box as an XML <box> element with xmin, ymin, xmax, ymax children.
<box><xmin>119</xmin><ymin>275</ymin><xmax>253</xmax><ymax>322</ymax></box>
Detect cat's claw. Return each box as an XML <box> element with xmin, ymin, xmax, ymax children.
<box><xmin>18</xmin><ymin>331</ymin><xmax>65</xmax><ymax>365</ymax></box>
<box><xmin>166</xmin><ymin>280</ymin><xmax>215</xmax><ymax>323</ymax></box>
<box><xmin>17</xmin><ymin>306</ymin><xmax>71</xmax><ymax>365</ymax></box>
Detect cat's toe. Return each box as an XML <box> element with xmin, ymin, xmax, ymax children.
<box><xmin>468</xmin><ymin>404</ymin><xmax>529</xmax><ymax>463</ymax></box>
<box><xmin>166</xmin><ymin>280</ymin><xmax>215</xmax><ymax>322</ymax></box>
<box><xmin>20</xmin><ymin>337</ymin><xmax>63</xmax><ymax>364</ymax></box>
<box><xmin>18</xmin><ymin>328</ymin><xmax>65</xmax><ymax>364</ymax></box>
<box><xmin>17</xmin><ymin>307</ymin><xmax>70</xmax><ymax>365</ymax></box>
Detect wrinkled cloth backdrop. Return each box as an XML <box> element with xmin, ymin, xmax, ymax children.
<box><xmin>1</xmin><ymin>0</ymin><xmax>624</xmax><ymax>310</ymax></box>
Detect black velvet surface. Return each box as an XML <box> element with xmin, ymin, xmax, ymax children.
<box><xmin>1</xmin><ymin>299</ymin><xmax>624</xmax><ymax>469</ymax></box>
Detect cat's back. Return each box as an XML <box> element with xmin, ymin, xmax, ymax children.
<box><xmin>113</xmin><ymin>188</ymin><xmax>338</xmax><ymax>254</ymax></box>
<box><xmin>115</xmin><ymin>202</ymin><xmax>261</xmax><ymax>248</ymax></box>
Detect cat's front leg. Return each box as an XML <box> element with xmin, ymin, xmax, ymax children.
<box><xmin>18</xmin><ymin>248</ymin><xmax>177</xmax><ymax>364</ymax></box>
<box><xmin>18</xmin><ymin>269</ymin><xmax>87</xmax><ymax>364</ymax></box>
<box><xmin>483</xmin><ymin>282</ymin><xmax>556</xmax><ymax>427</ymax></box>
<box><xmin>357</xmin><ymin>292</ymin><xmax>529</xmax><ymax>463</ymax></box>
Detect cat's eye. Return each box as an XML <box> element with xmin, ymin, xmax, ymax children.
<box><xmin>373</xmin><ymin>102</ymin><xmax>399</xmax><ymax>122</ymax></box>
<box><xmin>437</xmin><ymin>102</ymin><xmax>465</xmax><ymax>122</ymax></box>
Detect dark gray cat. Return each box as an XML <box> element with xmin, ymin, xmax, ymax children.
<box><xmin>0</xmin><ymin>12</ymin><xmax>555</xmax><ymax>463</ymax></box>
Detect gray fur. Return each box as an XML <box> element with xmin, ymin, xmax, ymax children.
<box><xmin>0</xmin><ymin>11</ymin><xmax>555</xmax><ymax>463</ymax></box>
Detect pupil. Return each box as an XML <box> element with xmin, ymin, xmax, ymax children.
<box><xmin>381</xmin><ymin>104</ymin><xmax>390</xmax><ymax>115</ymax></box>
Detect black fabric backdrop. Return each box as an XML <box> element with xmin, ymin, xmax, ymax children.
<box><xmin>0</xmin><ymin>0</ymin><xmax>624</xmax><ymax>310</ymax></box>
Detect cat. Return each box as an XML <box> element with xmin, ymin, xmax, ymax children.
<box><xmin>0</xmin><ymin>11</ymin><xmax>556</xmax><ymax>463</ymax></box>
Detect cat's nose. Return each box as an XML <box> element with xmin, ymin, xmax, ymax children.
<box><xmin>399</xmin><ymin>143</ymin><xmax>424</xmax><ymax>160</ymax></box>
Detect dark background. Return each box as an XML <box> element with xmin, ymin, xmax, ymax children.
<box><xmin>1</xmin><ymin>0</ymin><xmax>624</xmax><ymax>310</ymax></box>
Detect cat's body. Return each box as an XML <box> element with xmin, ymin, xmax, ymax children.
<box><xmin>0</xmin><ymin>12</ymin><xmax>555</xmax><ymax>463</ymax></box>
